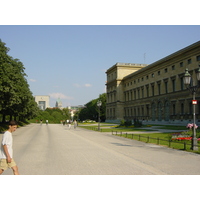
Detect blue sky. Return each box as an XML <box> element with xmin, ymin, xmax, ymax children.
<box><xmin>0</xmin><ymin>25</ymin><xmax>200</xmax><ymax>107</ymax></box>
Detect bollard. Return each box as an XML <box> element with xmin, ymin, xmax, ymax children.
<box><xmin>157</xmin><ymin>138</ymin><xmax>160</xmax><ymax>145</ymax></box>
<box><xmin>184</xmin><ymin>142</ymin><xmax>186</xmax><ymax>150</ymax></box>
<box><xmin>168</xmin><ymin>140</ymin><xmax>171</xmax><ymax>147</ymax></box>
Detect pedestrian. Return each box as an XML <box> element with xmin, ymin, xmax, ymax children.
<box><xmin>74</xmin><ymin>120</ymin><xmax>77</xmax><ymax>129</ymax></box>
<box><xmin>0</xmin><ymin>120</ymin><xmax>19</xmax><ymax>175</ymax></box>
<box><xmin>46</xmin><ymin>119</ymin><xmax>48</xmax><ymax>125</ymax></box>
<box><xmin>68</xmin><ymin>121</ymin><xmax>71</xmax><ymax>129</ymax></box>
<box><xmin>40</xmin><ymin>119</ymin><xmax>43</xmax><ymax>125</ymax></box>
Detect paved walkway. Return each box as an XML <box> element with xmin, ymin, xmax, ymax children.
<box><xmin>1</xmin><ymin>123</ymin><xmax>200</xmax><ymax>175</ymax></box>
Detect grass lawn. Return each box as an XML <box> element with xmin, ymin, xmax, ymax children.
<box><xmin>78</xmin><ymin>123</ymin><xmax>200</xmax><ymax>153</ymax></box>
<box><xmin>114</xmin><ymin>132</ymin><xmax>200</xmax><ymax>154</ymax></box>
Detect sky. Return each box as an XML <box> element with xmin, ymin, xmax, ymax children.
<box><xmin>0</xmin><ymin>25</ymin><xmax>200</xmax><ymax>107</ymax></box>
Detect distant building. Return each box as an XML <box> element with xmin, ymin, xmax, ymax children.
<box><xmin>35</xmin><ymin>95</ymin><xmax>50</xmax><ymax>110</ymax></box>
<box><xmin>55</xmin><ymin>98</ymin><xmax>63</xmax><ymax>109</ymax></box>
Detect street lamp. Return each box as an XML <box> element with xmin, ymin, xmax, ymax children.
<box><xmin>183</xmin><ymin>65</ymin><xmax>200</xmax><ymax>151</ymax></box>
<box><xmin>97</xmin><ymin>100</ymin><xmax>102</xmax><ymax>131</ymax></box>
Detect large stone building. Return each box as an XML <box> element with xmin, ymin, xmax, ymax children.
<box><xmin>106</xmin><ymin>41</ymin><xmax>200</xmax><ymax>124</ymax></box>
<box><xmin>35</xmin><ymin>95</ymin><xmax>50</xmax><ymax>110</ymax></box>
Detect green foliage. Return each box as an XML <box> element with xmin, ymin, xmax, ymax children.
<box><xmin>78</xmin><ymin>93</ymin><xmax>106</xmax><ymax>122</ymax></box>
<box><xmin>0</xmin><ymin>39</ymin><xmax>38</xmax><ymax>122</ymax></box>
<box><xmin>31</xmin><ymin>107</ymin><xmax>71</xmax><ymax>124</ymax></box>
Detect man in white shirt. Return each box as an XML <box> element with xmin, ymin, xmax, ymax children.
<box><xmin>0</xmin><ymin>120</ymin><xmax>19</xmax><ymax>175</ymax></box>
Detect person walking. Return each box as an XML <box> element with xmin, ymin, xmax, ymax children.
<box><xmin>68</xmin><ymin>121</ymin><xmax>71</xmax><ymax>129</ymax></box>
<box><xmin>74</xmin><ymin>120</ymin><xmax>77</xmax><ymax>129</ymax></box>
<box><xmin>0</xmin><ymin>120</ymin><xmax>19</xmax><ymax>175</ymax></box>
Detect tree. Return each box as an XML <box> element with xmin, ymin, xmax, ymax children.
<box><xmin>0</xmin><ymin>39</ymin><xmax>38</xmax><ymax>122</ymax></box>
<box><xmin>78</xmin><ymin>93</ymin><xmax>106</xmax><ymax>122</ymax></box>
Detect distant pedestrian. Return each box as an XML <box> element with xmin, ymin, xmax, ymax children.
<box><xmin>74</xmin><ymin>120</ymin><xmax>77</xmax><ymax>129</ymax></box>
<box><xmin>0</xmin><ymin>120</ymin><xmax>20</xmax><ymax>175</ymax></box>
<box><xmin>68</xmin><ymin>122</ymin><xmax>71</xmax><ymax>129</ymax></box>
<box><xmin>46</xmin><ymin>120</ymin><xmax>48</xmax><ymax>125</ymax></box>
<box><xmin>40</xmin><ymin>119</ymin><xmax>43</xmax><ymax>125</ymax></box>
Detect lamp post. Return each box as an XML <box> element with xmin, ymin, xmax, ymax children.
<box><xmin>97</xmin><ymin>100</ymin><xmax>102</xmax><ymax>131</ymax></box>
<box><xmin>183</xmin><ymin>65</ymin><xmax>200</xmax><ymax>151</ymax></box>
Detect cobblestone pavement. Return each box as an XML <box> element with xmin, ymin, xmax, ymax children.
<box><xmin>1</xmin><ymin>123</ymin><xmax>200</xmax><ymax>175</ymax></box>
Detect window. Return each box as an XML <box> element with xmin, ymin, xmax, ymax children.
<box><xmin>197</xmin><ymin>55</ymin><xmax>200</xmax><ymax>61</ymax></box>
<box><xmin>131</xmin><ymin>91</ymin><xmax>132</xmax><ymax>101</ymax></box>
<box><xmin>152</xmin><ymin>73</ymin><xmax>154</xmax><ymax>78</ymax></box>
<box><xmin>165</xmin><ymin>81</ymin><xmax>168</xmax><ymax>93</ymax></box>
<box><xmin>173</xmin><ymin>104</ymin><xmax>176</xmax><ymax>115</ymax></box>
<box><xmin>142</xmin><ymin>88</ymin><xmax>144</xmax><ymax>98</ymax></box>
<box><xmin>134</xmin><ymin>90</ymin><xmax>136</xmax><ymax>100</ymax></box>
<box><xmin>188</xmin><ymin>59</ymin><xmax>192</xmax><ymax>64</ymax></box>
<box><xmin>181</xmin><ymin>103</ymin><xmax>184</xmax><ymax>114</ymax></box>
<box><xmin>158</xmin><ymin>83</ymin><xmax>161</xmax><ymax>95</ymax></box>
<box><xmin>172</xmin><ymin>65</ymin><xmax>175</xmax><ymax>70</ymax></box>
<box><xmin>180</xmin><ymin>62</ymin><xmax>184</xmax><ymax>67</ymax></box>
<box><xmin>151</xmin><ymin>85</ymin><xmax>154</xmax><ymax>96</ymax></box>
<box><xmin>146</xmin><ymin>85</ymin><xmax>149</xmax><ymax>97</ymax></box>
<box><xmin>165</xmin><ymin>68</ymin><xmax>168</xmax><ymax>73</ymax></box>
<box><xmin>180</xmin><ymin>77</ymin><xmax>184</xmax><ymax>90</ymax></box>
<box><xmin>38</xmin><ymin>101</ymin><xmax>46</xmax><ymax>110</ymax></box>
<box><xmin>158</xmin><ymin>71</ymin><xmax>160</xmax><ymax>75</ymax></box>
<box><xmin>138</xmin><ymin>89</ymin><xmax>140</xmax><ymax>99</ymax></box>
<box><xmin>172</xmin><ymin>79</ymin><xmax>176</xmax><ymax>92</ymax></box>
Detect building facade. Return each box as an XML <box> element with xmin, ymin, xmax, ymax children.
<box><xmin>106</xmin><ymin>41</ymin><xmax>200</xmax><ymax>124</ymax></box>
<box><xmin>35</xmin><ymin>95</ymin><xmax>50</xmax><ymax>110</ymax></box>
<box><xmin>55</xmin><ymin>98</ymin><xmax>63</xmax><ymax>109</ymax></box>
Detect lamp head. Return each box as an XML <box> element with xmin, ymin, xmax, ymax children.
<box><xmin>183</xmin><ymin>68</ymin><xmax>191</xmax><ymax>85</ymax></box>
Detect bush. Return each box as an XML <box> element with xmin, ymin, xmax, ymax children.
<box><xmin>134</xmin><ymin>119</ymin><xmax>143</xmax><ymax>127</ymax></box>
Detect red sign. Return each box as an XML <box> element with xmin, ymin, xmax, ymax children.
<box><xmin>192</xmin><ymin>100</ymin><xmax>198</xmax><ymax>105</ymax></box>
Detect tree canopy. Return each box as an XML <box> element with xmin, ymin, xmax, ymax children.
<box><xmin>77</xmin><ymin>93</ymin><xmax>106</xmax><ymax>122</ymax></box>
<box><xmin>0</xmin><ymin>39</ymin><xmax>38</xmax><ymax>122</ymax></box>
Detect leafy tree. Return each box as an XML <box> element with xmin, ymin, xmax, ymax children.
<box><xmin>0</xmin><ymin>39</ymin><xmax>38</xmax><ymax>122</ymax></box>
<box><xmin>79</xmin><ymin>93</ymin><xmax>106</xmax><ymax>122</ymax></box>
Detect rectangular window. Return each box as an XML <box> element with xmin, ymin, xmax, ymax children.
<box><xmin>172</xmin><ymin>79</ymin><xmax>176</xmax><ymax>92</ymax></box>
<box><xmin>38</xmin><ymin>101</ymin><xmax>46</xmax><ymax>110</ymax></box>
<box><xmin>152</xmin><ymin>85</ymin><xmax>154</xmax><ymax>96</ymax></box>
<box><xmin>173</xmin><ymin>104</ymin><xmax>176</xmax><ymax>115</ymax></box>
<box><xmin>138</xmin><ymin>89</ymin><xmax>140</xmax><ymax>99</ymax></box>
<box><xmin>142</xmin><ymin>88</ymin><xmax>144</xmax><ymax>98</ymax></box>
<box><xmin>180</xmin><ymin>77</ymin><xmax>184</xmax><ymax>90</ymax></box>
<box><xmin>180</xmin><ymin>62</ymin><xmax>184</xmax><ymax>67</ymax></box>
<box><xmin>188</xmin><ymin>59</ymin><xmax>192</xmax><ymax>64</ymax></box>
<box><xmin>158</xmin><ymin>83</ymin><xmax>161</xmax><ymax>95</ymax></box>
<box><xmin>165</xmin><ymin>82</ymin><xmax>168</xmax><ymax>93</ymax></box>
<box><xmin>197</xmin><ymin>55</ymin><xmax>200</xmax><ymax>61</ymax></box>
<box><xmin>146</xmin><ymin>86</ymin><xmax>149</xmax><ymax>97</ymax></box>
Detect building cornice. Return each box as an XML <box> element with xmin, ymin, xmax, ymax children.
<box><xmin>123</xmin><ymin>40</ymin><xmax>200</xmax><ymax>80</ymax></box>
